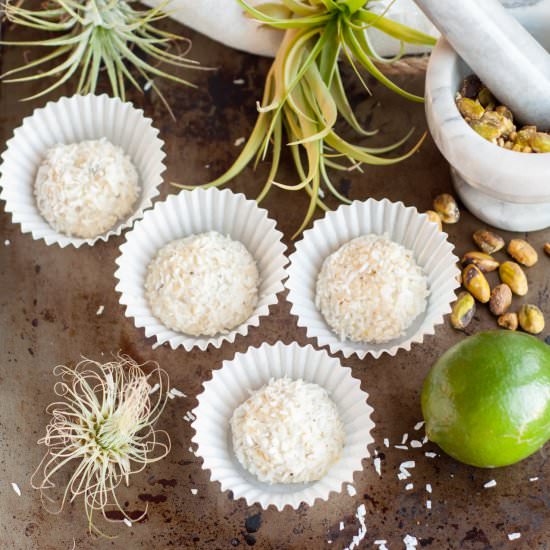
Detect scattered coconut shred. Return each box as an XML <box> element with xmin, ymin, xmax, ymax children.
<box><xmin>230</xmin><ymin>377</ymin><xmax>345</xmax><ymax>484</ymax></box>
<box><xmin>145</xmin><ymin>232</ymin><xmax>259</xmax><ymax>337</ymax></box>
<box><xmin>34</xmin><ymin>138</ymin><xmax>139</xmax><ymax>238</ymax></box>
<box><xmin>316</xmin><ymin>234</ymin><xmax>429</xmax><ymax>343</ymax></box>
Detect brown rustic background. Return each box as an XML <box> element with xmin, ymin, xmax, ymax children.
<box><xmin>0</xmin><ymin>12</ymin><xmax>549</xmax><ymax>550</ymax></box>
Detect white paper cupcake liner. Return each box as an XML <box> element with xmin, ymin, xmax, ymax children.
<box><xmin>0</xmin><ymin>94</ymin><xmax>166</xmax><ymax>248</ymax></box>
<box><xmin>286</xmin><ymin>198</ymin><xmax>460</xmax><ymax>359</ymax></box>
<box><xmin>191</xmin><ymin>341</ymin><xmax>374</xmax><ymax>510</ymax></box>
<box><xmin>114</xmin><ymin>188</ymin><xmax>288</xmax><ymax>350</ymax></box>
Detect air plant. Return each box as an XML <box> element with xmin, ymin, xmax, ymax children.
<box><xmin>31</xmin><ymin>355</ymin><xmax>171</xmax><ymax>537</ymax></box>
<box><xmin>175</xmin><ymin>0</ymin><xmax>436</xmax><ymax>237</ymax></box>
<box><xmin>1</xmin><ymin>0</ymin><xmax>203</xmax><ymax>107</ymax></box>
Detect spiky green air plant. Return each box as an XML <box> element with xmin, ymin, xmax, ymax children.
<box><xmin>1</xmin><ymin>0</ymin><xmax>204</xmax><ymax>109</ymax></box>
<box><xmin>31</xmin><ymin>355</ymin><xmax>171</xmax><ymax>537</ymax></box>
<box><xmin>174</xmin><ymin>0</ymin><xmax>435</xmax><ymax>237</ymax></box>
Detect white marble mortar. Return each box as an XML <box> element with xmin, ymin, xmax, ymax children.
<box><xmin>425</xmin><ymin>5</ymin><xmax>550</xmax><ymax>232</ymax></box>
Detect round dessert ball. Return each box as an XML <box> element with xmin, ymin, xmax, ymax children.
<box><xmin>316</xmin><ymin>234</ymin><xmax>429</xmax><ymax>344</ymax></box>
<box><xmin>145</xmin><ymin>231</ymin><xmax>260</xmax><ymax>337</ymax></box>
<box><xmin>231</xmin><ymin>377</ymin><xmax>345</xmax><ymax>484</ymax></box>
<box><xmin>34</xmin><ymin>138</ymin><xmax>139</xmax><ymax>238</ymax></box>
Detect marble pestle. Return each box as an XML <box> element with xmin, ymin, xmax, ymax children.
<box><xmin>414</xmin><ymin>0</ymin><xmax>550</xmax><ymax>128</ymax></box>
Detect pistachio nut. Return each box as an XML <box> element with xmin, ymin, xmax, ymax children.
<box><xmin>544</xmin><ymin>242</ymin><xmax>550</xmax><ymax>257</ymax></box>
<box><xmin>497</xmin><ymin>312</ymin><xmax>518</xmax><ymax>331</ymax></box>
<box><xmin>462</xmin><ymin>264</ymin><xmax>491</xmax><ymax>303</ymax></box>
<box><xmin>499</xmin><ymin>261</ymin><xmax>528</xmax><ymax>296</ymax></box>
<box><xmin>518</xmin><ymin>304</ymin><xmax>545</xmax><ymax>335</ymax></box>
<box><xmin>425</xmin><ymin>210</ymin><xmax>443</xmax><ymax>232</ymax></box>
<box><xmin>461</xmin><ymin>251</ymin><xmax>499</xmax><ymax>273</ymax></box>
<box><xmin>489</xmin><ymin>284</ymin><xmax>512</xmax><ymax>316</ymax></box>
<box><xmin>450</xmin><ymin>291</ymin><xmax>476</xmax><ymax>331</ymax></box>
<box><xmin>481</xmin><ymin>111</ymin><xmax>515</xmax><ymax>137</ymax></box>
<box><xmin>495</xmin><ymin>105</ymin><xmax>513</xmax><ymax>121</ymax></box>
<box><xmin>473</xmin><ymin>229</ymin><xmax>505</xmax><ymax>254</ymax></box>
<box><xmin>507</xmin><ymin>239</ymin><xmax>538</xmax><ymax>267</ymax></box>
<box><xmin>477</xmin><ymin>86</ymin><xmax>495</xmax><ymax>108</ymax></box>
<box><xmin>456</xmin><ymin>97</ymin><xmax>485</xmax><ymax>120</ymax></box>
<box><xmin>514</xmin><ymin>126</ymin><xmax>536</xmax><ymax>148</ymax></box>
<box><xmin>470</xmin><ymin>119</ymin><xmax>502</xmax><ymax>142</ymax></box>
<box><xmin>530</xmin><ymin>132</ymin><xmax>550</xmax><ymax>153</ymax></box>
<box><xmin>433</xmin><ymin>194</ymin><xmax>460</xmax><ymax>224</ymax></box>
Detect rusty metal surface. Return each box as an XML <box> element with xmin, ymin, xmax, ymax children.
<box><xmin>0</xmin><ymin>18</ymin><xmax>549</xmax><ymax>550</ymax></box>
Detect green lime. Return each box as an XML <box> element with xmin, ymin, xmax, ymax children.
<box><xmin>421</xmin><ymin>330</ymin><xmax>550</xmax><ymax>468</ymax></box>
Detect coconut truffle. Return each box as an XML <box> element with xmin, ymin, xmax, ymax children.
<box><xmin>145</xmin><ymin>231</ymin><xmax>259</xmax><ymax>337</ymax></box>
<box><xmin>34</xmin><ymin>138</ymin><xmax>139</xmax><ymax>238</ymax></box>
<box><xmin>230</xmin><ymin>377</ymin><xmax>345</xmax><ymax>484</ymax></box>
<box><xmin>316</xmin><ymin>234</ymin><xmax>429</xmax><ymax>344</ymax></box>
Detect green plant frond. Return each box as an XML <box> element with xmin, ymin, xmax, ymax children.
<box><xmin>356</xmin><ymin>9</ymin><xmax>436</xmax><ymax>45</ymax></box>
<box><xmin>318</xmin><ymin>19</ymin><xmax>340</xmax><ymax>86</ymax></box>
<box><xmin>256</xmin><ymin>116</ymin><xmax>283</xmax><ymax>203</ymax></box>
<box><xmin>344</xmin><ymin>25</ymin><xmax>424</xmax><ymax>102</ymax></box>
<box><xmin>319</xmin><ymin>157</ymin><xmax>352</xmax><ymax>203</ymax></box>
<box><xmin>282</xmin><ymin>0</ymin><xmax>322</xmax><ymax>16</ymax></box>
<box><xmin>238</xmin><ymin>0</ymin><xmax>332</xmax><ymax>28</ymax></box>
<box><xmin>0</xmin><ymin>44</ymin><xmax>72</xmax><ymax>79</ymax></box>
<box><xmin>330</xmin><ymin>68</ymin><xmax>377</xmax><ymax>136</ymax></box>
<box><xmin>253</xmin><ymin>2</ymin><xmax>293</xmax><ymax>19</ymax></box>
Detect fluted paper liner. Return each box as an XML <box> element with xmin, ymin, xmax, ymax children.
<box><xmin>191</xmin><ymin>341</ymin><xmax>374</xmax><ymax>510</ymax></box>
<box><xmin>0</xmin><ymin>94</ymin><xmax>166</xmax><ymax>248</ymax></box>
<box><xmin>286</xmin><ymin>198</ymin><xmax>460</xmax><ymax>359</ymax></box>
<box><xmin>114</xmin><ymin>188</ymin><xmax>288</xmax><ymax>350</ymax></box>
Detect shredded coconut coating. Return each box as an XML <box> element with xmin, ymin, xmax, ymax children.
<box><xmin>316</xmin><ymin>234</ymin><xmax>429</xmax><ymax>344</ymax></box>
<box><xmin>230</xmin><ymin>377</ymin><xmax>345</xmax><ymax>484</ymax></box>
<box><xmin>145</xmin><ymin>231</ymin><xmax>259</xmax><ymax>337</ymax></box>
<box><xmin>34</xmin><ymin>138</ymin><xmax>139</xmax><ymax>238</ymax></box>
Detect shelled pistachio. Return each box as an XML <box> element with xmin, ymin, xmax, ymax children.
<box><xmin>473</xmin><ymin>229</ymin><xmax>505</xmax><ymax>254</ymax></box>
<box><xmin>450</xmin><ymin>291</ymin><xmax>476</xmax><ymax>331</ymax></box>
<box><xmin>461</xmin><ymin>251</ymin><xmax>499</xmax><ymax>272</ymax></box>
<box><xmin>462</xmin><ymin>264</ymin><xmax>490</xmax><ymax>303</ymax></box>
<box><xmin>498</xmin><ymin>312</ymin><xmax>518</xmax><ymax>331</ymax></box>
<box><xmin>544</xmin><ymin>243</ymin><xmax>550</xmax><ymax>257</ymax></box>
<box><xmin>433</xmin><ymin>194</ymin><xmax>460</xmax><ymax>224</ymax></box>
<box><xmin>507</xmin><ymin>239</ymin><xmax>538</xmax><ymax>267</ymax></box>
<box><xmin>499</xmin><ymin>261</ymin><xmax>528</xmax><ymax>296</ymax></box>
<box><xmin>518</xmin><ymin>304</ymin><xmax>545</xmax><ymax>335</ymax></box>
<box><xmin>425</xmin><ymin>210</ymin><xmax>443</xmax><ymax>232</ymax></box>
<box><xmin>489</xmin><ymin>284</ymin><xmax>512</xmax><ymax>316</ymax></box>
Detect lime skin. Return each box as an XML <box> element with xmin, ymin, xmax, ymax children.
<box><xmin>421</xmin><ymin>330</ymin><xmax>550</xmax><ymax>468</ymax></box>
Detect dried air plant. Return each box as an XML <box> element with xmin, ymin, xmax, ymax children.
<box><xmin>31</xmin><ymin>355</ymin><xmax>171</xmax><ymax>537</ymax></box>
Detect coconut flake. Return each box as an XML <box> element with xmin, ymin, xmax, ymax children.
<box><xmin>395</xmin><ymin>445</ymin><xmax>408</xmax><ymax>450</ymax></box>
<box><xmin>401</xmin><ymin>433</ymin><xmax>409</xmax><ymax>444</ymax></box>
<box><xmin>169</xmin><ymin>388</ymin><xmax>187</xmax><ymax>398</ymax></box>
<box><xmin>148</xmin><ymin>383</ymin><xmax>160</xmax><ymax>395</ymax></box>
<box><xmin>374</xmin><ymin>540</ymin><xmax>389</xmax><ymax>550</ymax></box>
<box><xmin>404</xmin><ymin>534</ymin><xmax>418</xmax><ymax>549</ymax></box>
<box><xmin>508</xmin><ymin>533</ymin><xmax>521</xmax><ymax>541</ymax></box>
<box><xmin>373</xmin><ymin>457</ymin><xmax>382</xmax><ymax>477</ymax></box>
<box><xmin>405</xmin><ymin>483</ymin><xmax>414</xmax><ymax>491</ymax></box>
<box><xmin>123</xmin><ymin>518</ymin><xmax>132</xmax><ymax>527</ymax></box>
<box><xmin>414</xmin><ymin>421</ymin><xmax>425</xmax><ymax>430</ymax></box>
<box><xmin>234</xmin><ymin>137</ymin><xmax>246</xmax><ymax>147</ymax></box>
<box><xmin>190</xmin><ymin>488</ymin><xmax>198</xmax><ymax>495</ymax></box>
<box><xmin>425</xmin><ymin>452</ymin><xmax>437</xmax><ymax>458</ymax></box>
<box><xmin>383</xmin><ymin>438</ymin><xmax>390</xmax><ymax>448</ymax></box>
<box><xmin>344</xmin><ymin>504</ymin><xmax>367</xmax><ymax>550</ymax></box>
<box><xmin>96</xmin><ymin>305</ymin><xmax>104</xmax><ymax>316</ymax></box>
<box><xmin>339</xmin><ymin>521</ymin><xmax>345</xmax><ymax>531</ymax></box>
<box><xmin>11</xmin><ymin>482</ymin><xmax>21</xmax><ymax>496</ymax></box>
<box><xmin>233</xmin><ymin>78</ymin><xmax>245</xmax><ymax>85</ymax></box>
<box><xmin>346</xmin><ymin>484</ymin><xmax>357</xmax><ymax>497</ymax></box>
<box><xmin>529</xmin><ymin>477</ymin><xmax>539</xmax><ymax>482</ymax></box>
<box><xmin>4</xmin><ymin>240</ymin><xmax>10</xmax><ymax>246</ymax></box>
<box><xmin>484</xmin><ymin>479</ymin><xmax>497</xmax><ymax>488</ymax></box>
<box><xmin>426</xmin><ymin>483</ymin><xmax>432</xmax><ymax>494</ymax></box>
<box><xmin>410</xmin><ymin>440</ymin><xmax>422</xmax><ymax>448</ymax></box>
